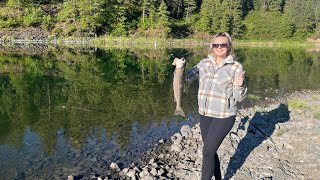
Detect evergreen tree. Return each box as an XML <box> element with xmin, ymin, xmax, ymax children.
<box><xmin>269</xmin><ymin>0</ymin><xmax>284</xmax><ymax>12</ymax></box>
<box><xmin>2</xmin><ymin>0</ymin><xmax>320</xmax><ymax>39</ymax></box>
<box><xmin>112</xmin><ymin>0</ymin><xmax>128</xmax><ymax>36</ymax></box>
<box><xmin>209</xmin><ymin>0</ymin><xmax>222</xmax><ymax>33</ymax></box>
<box><xmin>57</xmin><ymin>0</ymin><xmax>79</xmax><ymax>23</ymax></box>
<box><xmin>228</xmin><ymin>0</ymin><xmax>244</xmax><ymax>37</ymax></box>
<box><xmin>140</xmin><ymin>0</ymin><xmax>157</xmax><ymax>28</ymax></box>
<box><xmin>156</xmin><ymin>0</ymin><xmax>170</xmax><ymax>27</ymax></box>
<box><xmin>220</xmin><ymin>0</ymin><xmax>231</xmax><ymax>33</ymax></box>
<box><xmin>241</xmin><ymin>0</ymin><xmax>254</xmax><ymax>16</ymax></box>
<box><xmin>165</xmin><ymin>0</ymin><xmax>184</xmax><ymax>19</ymax></box>
<box><xmin>184</xmin><ymin>0</ymin><xmax>197</xmax><ymax>23</ymax></box>
<box><xmin>198</xmin><ymin>0</ymin><xmax>221</xmax><ymax>33</ymax></box>
<box><xmin>284</xmin><ymin>0</ymin><xmax>317</xmax><ymax>37</ymax></box>
<box><xmin>77</xmin><ymin>0</ymin><xmax>105</xmax><ymax>36</ymax></box>
<box><xmin>197</xmin><ymin>0</ymin><xmax>212</xmax><ymax>31</ymax></box>
<box><xmin>148</xmin><ymin>1</ymin><xmax>157</xmax><ymax>27</ymax></box>
<box><xmin>141</xmin><ymin>0</ymin><xmax>150</xmax><ymax>26</ymax></box>
<box><xmin>156</xmin><ymin>0</ymin><xmax>171</xmax><ymax>37</ymax></box>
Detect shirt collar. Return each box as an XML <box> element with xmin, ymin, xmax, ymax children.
<box><xmin>208</xmin><ymin>55</ymin><xmax>234</xmax><ymax>66</ymax></box>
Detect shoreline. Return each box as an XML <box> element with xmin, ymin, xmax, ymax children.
<box><xmin>0</xmin><ymin>37</ymin><xmax>318</xmax><ymax>48</ymax></box>
<box><xmin>87</xmin><ymin>89</ymin><xmax>320</xmax><ymax>180</ymax></box>
<box><xmin>0</xmin><ymin>28</ymin><xmax>319</xmax><ymax>48</ymax></box>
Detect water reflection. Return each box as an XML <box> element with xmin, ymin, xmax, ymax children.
<box><xmin>0</xmin><ymin>45</ymin><xmax>320</xmax><ymax>178</ymax></box>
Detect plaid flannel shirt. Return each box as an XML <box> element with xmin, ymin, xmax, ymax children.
<box><xmin>186</xmin><ymin>55</ymin><xmax>247</xmax><ymax>118</ymax></box>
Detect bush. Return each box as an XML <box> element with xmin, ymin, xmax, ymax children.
<box><xmin>42</xmin><ymin>15</ymin><xmax>54</xmax><ymax>30</ymax></box>
<box><xmin>0</xmin><ymin>7</ymin><xmax>22</xmax><ymax>28</ymax></box>
<box><xmin>288</xmin><ymin>99</ymin><xmax>307</xmax><ymax>109</ymax></box>
<box><xmin>23</xmin><ymin>6</ymin><xmax>44</xmax><ymax>27</ymax></box>
<box><xmin>0</xmin><ymin>18</ymin><xmax>20</xmax><ymax>28</ymax></box>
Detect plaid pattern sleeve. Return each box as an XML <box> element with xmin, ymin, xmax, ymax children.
<box><xmin>186</xmin><ymin>66</ymin><xmax>199</xmax><ymax>83</ymax></box>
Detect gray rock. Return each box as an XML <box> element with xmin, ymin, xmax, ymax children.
<box><xmin>126</xmin><ymin>169</ymin><xmax>137</xmax><ymax>178</ymax></box>
<box><xmin>171</xmin><ymin>133</ymin><xmax>182</xmax><ymax>144</ymax></box>
<box><xmin>170</xmin><ymin>144</ymin><xmax>182</xmax><ymax>152</ymax></box>
<box><xmin>109</xmin><ymin>162</ymin><xmax>120</xmax><ymax>171</ymax></box>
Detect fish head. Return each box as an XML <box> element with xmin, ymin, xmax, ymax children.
<box><xmin>173</xmin><ymin>58</ymin><xmax>186</xmax><ymax>68</ymax></box>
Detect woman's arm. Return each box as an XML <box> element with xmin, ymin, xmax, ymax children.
<box><xmin>233</xmin><ymin>65</ymin><xmax>247</xmax><ymax>102</ymax></box>
<box><xmin>186</xmin><ymin>66</ymin><xmax>200</xmax><ymax>83</ymax></box>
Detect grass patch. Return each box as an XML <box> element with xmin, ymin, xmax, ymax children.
<box><xmin>247</xmin><ymin>94</ymin><xmax>262</xmax><ymax>101</ymax></box>
<box><xmin>276</xmin><ymin>128</ymin><xmax>289</xmax><ymax>137</ymax></box>
<box><xmin>312</xmin><ymin>105</ymin><xmax>320</xmax><ymax>111</ymax></box>
<box><xmin>288</xmin><ymin>99</ymin><xmax>307</xmax><ymax>109</ymax></box>
<box><xmin>314</xmin><ymin>112</ymin><xmax>320</xmax><ymax>120</ymax></box>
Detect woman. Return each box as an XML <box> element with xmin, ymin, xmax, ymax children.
<box><xmin>173</xmin><ymin>32</ymin><xmax>247</xmax><ymax>180</ymax></box>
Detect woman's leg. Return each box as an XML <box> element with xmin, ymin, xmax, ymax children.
<box><xmin>200</xmin><ymin>115</ymin><xmax>235</xmax><ymax>180</ymax></box>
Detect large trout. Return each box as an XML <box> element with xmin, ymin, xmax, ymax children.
<box><xmin>172</xmin><ymin>57</ymin><xmax>186</xmax><ymax>117</ymax></box>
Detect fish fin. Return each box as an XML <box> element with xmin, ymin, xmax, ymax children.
<box><xmin>174</xmin><ymin>108</ymin><xmax>185</xmax><ymax>117</ymax></box>
<box><xmin>183</xmin><ymin>84</ymin><xmax>187</xmax><ymax>93</ymax></box>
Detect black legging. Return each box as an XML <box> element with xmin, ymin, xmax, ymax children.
<box><xmin>200</xmin><ymin>114</ymin><xmax>236</xmax><ymax>180</ymax></box>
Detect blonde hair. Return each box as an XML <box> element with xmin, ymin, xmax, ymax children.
<box><xmin>209</xmin><ymin>32</ymin><xmax>235</xmax><ymax>58</ymax></box>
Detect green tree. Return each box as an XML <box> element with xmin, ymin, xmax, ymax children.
<box><xmin>220</xmin><ymin>0</ymin><xmax>231</xmax><ymax>33</ymax></box>
<box><xmin>243</xmin><ymin>11</ymin><xmax>294</xmax><ymax>39</ymax></box>
<box><xmin>57</xmin><ymin>0</ymin><xmax>79</xmax><ymax>23</ymax></box>
<box><xmin>6</xmin><ymin>0</ymin><xmax>26</xmax><ymax>7</ymax></box>
<box><xmin>241</xmin><ymin>0</ymin><xmax>254</xmax><ymax>16</ymax></box>
<box><xmin>227</xmin><ymin>0</ymin><xmax>244</xmax><ymax>37</ymax></box>
<box><xmin>141</xmin><ymin>0</ymin><xmax>150</xmax><ymax>27</ymax></box>
<box><xmin>198</xmin><ymin>0</ymin><xmax>222</xmax><ymax>33</ymax></box>
<box><xmin>147</xmin><ymin>0</ymin><xmax>158</xmax><ymax>28</ymax></box>
<box><xmin>140</xmin><ymin>0</ymin><xmax>158</xmax><ymax>28</ymax></box>
<box><xmin>165</xmin><ymin>0</ymin><xmax>184</xmax><ymax>19</ymax></box>
<box><xmin>269</xmin><ymin>0</ymin><xmax>284</xmax><ymax>12</ymax></box>
<box><xmin>184</xmin><ymin>0</ymin><xmax>197</xmax><ymax>23</ymax></box>
<box><xmin>156</xmin><ymin>0</ymin><xmax>171</xmax><ymax>37</ymax></box>
<box><xmin>219</xmin><ymin>0</ymin><xmax>244</xmax><ymax>36</ymax></box>
<box><xmin>77</xmin><ymin>0</ymin><xmax>105</xmax><ymax>36</ymax></box>
<box><xmin>284</xmin><ymin>0</ymin><xmax>317</xmax><ymax>38</ymax></box>
<box><xmin>111</xmin><ymin>0</ymin><xmax>128</xmax><ymax>36</ymax></box>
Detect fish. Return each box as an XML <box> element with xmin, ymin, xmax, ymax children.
<box><xmin>172</xmin><ymin>57</ymin><xmax>186</xmax><ymax>117</ymax></box>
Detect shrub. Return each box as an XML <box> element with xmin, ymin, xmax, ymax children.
<box><xmin>247</xmin><ymin>94</ymin><xmax>262</xmax><ymax>101</ymax></box>
<box><xmin>288</xmin><ymin>99</ymin><xmax>307</xmax><ymax>109</ymax></box>
<box><xmin>23</xmin><ymin>6</ymin><xmax>44</xmax><ymax>27</ymax></box>
<box><xmin>42</xmin><ymin>15</ymin><xmax>54</xmax><ymax>30</ymax></box>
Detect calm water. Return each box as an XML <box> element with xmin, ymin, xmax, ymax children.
<box><xmin>0</xmin><ymin>45</ymin><xmax>320</xmax><ymax>179</ymax></box>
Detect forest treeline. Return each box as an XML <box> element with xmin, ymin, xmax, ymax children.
<box><xmin>0</xmin><ymin>0</ymin><xmax>319</xmax><ymax>40</ymax></box>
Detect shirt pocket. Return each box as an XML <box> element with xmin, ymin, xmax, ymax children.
<box><xmin>217</xmin><ymin>71</ymin><xmax>233</xmax><ymax>90</ymax></box>
<box><xmin>199</xmin><ymin>67</ymin><xmax>212</xmax><ymax>83</ymax></box>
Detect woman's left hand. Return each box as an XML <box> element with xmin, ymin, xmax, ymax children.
<box><xmin>234</xmin><ymin>71</ymin><xmax>245</xmax><ymax>87</ymax></box>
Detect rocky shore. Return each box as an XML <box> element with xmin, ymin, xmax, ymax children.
<box><xmin>68</xmin><ymin>90</ymin><xmax>320</xmax><ymax>180</ymax></box>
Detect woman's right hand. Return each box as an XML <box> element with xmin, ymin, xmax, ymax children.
<box><xmin>172</xmin><ymin>57</ymin><xmax>186</xmax><ymax>68</ymax></box>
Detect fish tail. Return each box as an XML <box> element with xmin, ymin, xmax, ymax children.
<box><xmin>174</xmin><ymin>108</ymin><xmax>185</xmax><ymax>117</ymax></box>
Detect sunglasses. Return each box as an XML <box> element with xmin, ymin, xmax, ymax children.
<box><xmin>212</xmin><ymin>43</ymin><xmax>229</xmax><ymax>48</ymax></box>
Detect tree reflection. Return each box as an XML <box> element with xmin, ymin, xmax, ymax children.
<box><xmin>0</xmin><ymin>46</ymin><xmax>320</xmax><ymax>154</ymax></box>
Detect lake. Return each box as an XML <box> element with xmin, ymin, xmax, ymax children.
<box><xmin>0</xmin><ymin>44</ymin><xmax>320</xmax><ymax>179</ymax></box>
